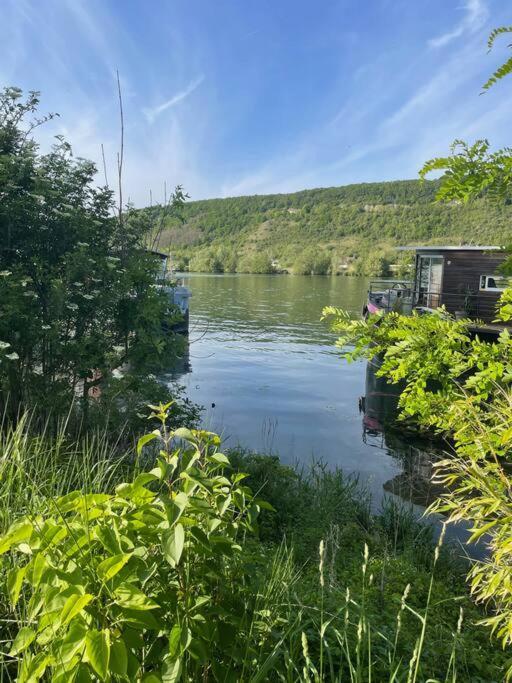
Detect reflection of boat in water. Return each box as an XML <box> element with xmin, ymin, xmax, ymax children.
<box><xmin>361</xmin><ymin>355</ymin><xmax>402</xmax><ymax>432</ymax></box>
<box><xmin>361</xmin><ymin>355</ymin><xmax>445</xmax><ymax>508</ymax></box>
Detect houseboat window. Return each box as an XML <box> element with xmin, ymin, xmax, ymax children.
<box><xmin>479</xmin><ymin>275</ymin><xmax>511</xmax><ymax>292</ymax></box>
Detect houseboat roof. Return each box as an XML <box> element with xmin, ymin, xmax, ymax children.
<box><xmin>396</xmin><ymin>245</ymin><xmax>502</xmax><ymax>252</ymax></box>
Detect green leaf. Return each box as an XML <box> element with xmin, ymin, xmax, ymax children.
<box><xmin>167</xmin><ymin>492</ymin><xmax>188</xmax><ymax>525</ymax></box>
<box><xmin>119</xmin><ymin>608</ymin><xmax>162</xmax><ymax>630</ymax></box>
<box><xmin>85</xmin><ymin>629</ymin><xmax>110</xmax><ymax>681</ymax></box>
<box><xmin>255</xmin><ymin>499</ymin><xmax>275</xmax><ymax>511</ymax></box>
<box><xmin>163</xmin><ymin>523</ymin><xmax>185</xmax><ymax>567</ymax></box>
<box><xmin>168</xmin><ymin>624</ymin><xmax>182</xmax><ymax>660</ymax></box>
<box><xmin>9</xmin><ymin>626</ymin><xmax>35</xmax><ymax>656</ymax></box>
<box><xmin>60</xmin><ymin>593</ymin><xmax>94</xmax><ymax>626</ymax></box>
<box><xmin>51</xmin><ymin>659</ymin><xmax>82</xmax><ymax>683</ymax></box>
<box><xmin>172</xmin><ymin>427</ymin><xmax>196</xmax><ymax>442</ymax></box>
<box><xmin>7</xmin><ymin>564</ymin><xmax>28</xmax><ymax>606</ymax></box>
<box><xmin>162</xmin><ymin>656</ymin><xmax>183</xmax><ymax>683</ymax></box>
<box><xmin>109</xmin><ymin>639</ymin><xmax>128</xmax><ymax>677</ymax></box>
<box><xmin>133</xmin><ymin>472</ymin><xmax>159</xmax><ymax>488</ymax></box>
<box><xmin>39</xmin><ymin>520</ymin><xmax>68</xmax><ymax>549</ymax></box>
<box><xmin>142</xmin><ymin>675</ymin><xmax>163</xmax><ymax>683</ymax></box>
<box><xmin>189</xmin><ymin>526</ymin><xmax>210</xmax><ymax>549</ymax></box>
<box><xmin>137</xmin><ymin>431</ymin><xmax>160</xmax><ymax>455</ymax></box>
<box><xmin>0</xmin><ymin>520</ymin><xmax>33</xmax><ymax>554</ymax></box>
<box><xmin>469</xmin><ymin>520</ymin><xmax>497</xmax><ymax>542</ymax></box>
<box><xmin>209</xmin><ymin>452</ymin><xmax>230</xmax><ymax>466</ymax></box>
<box><xmin>54</xmin><ymin>491</ymin><xmax>83</xmax><ymax>513</ymax></box>
<box><xmin>55</xmin><ymin>620</ymin><xmax>87</xmax><ymax>665</ymax></box>
<box><xmin>114</xmin><ymin>582</ymin><xmax>159</xmax><ymax>610</ymax></box>
<box><xmin>75</xmin><ymin>663</ymin><xmax>93</xmax><ymax>682</ymax></box>
<box><xmin>127</xmin><ymin>650</ymin><xmax>141</xmax><ymax>679</ymax></box>
<box><xmin>96</xmin><ymin>553</ymin><xmax>131</xmax><ymax>581</ymax></box>
<box><xmin>28</xmin><ymin>553</ymin><xmax>49</xmax><ymax>589</ymax></box>
<box><xmin>216</xmin><ymin>494</ymin><xmax>231</xmax><ymax>516</ymax></box>
<box><xmin>18</xmin><ymin>652</ymin><xmax>49</xmax><ymax>683</ymax></box>
<box><xmin>168</xmin><ymin>624</ymin><xmax>192</xmax><ymax>660</ymax></box>
<box><xmin>95</xmin><ymin>524</ymin><xmax>122</xmax><ymax>555</ymax></box>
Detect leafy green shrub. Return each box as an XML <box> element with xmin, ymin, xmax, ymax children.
<box><xmin>0</xmin><ymin>403</ymin><xmax>267</xmax><ymax>682</ymax></box>
<box><xmin>0</xmin><ymin>88</ymin><xmax>184</xmax><ymax>427</ymax></box>
<box><xmin>237</xmin><ymin>253</ymin><xmax>275</xmax><ymax>274</ymax></box>
<box><xmin>324</xmin><ymin>294</ymin><xmax>512</xmax><ymax>664</ymax></box>
<box><xmin>293</xmin><ymin>248</ymin><xmax>331</xmax><ymax>275</ymax></box>
<box><xmin>0</xmin><ymin>410</ymin><xmax>509</xmax><ymax>681</ymax></box>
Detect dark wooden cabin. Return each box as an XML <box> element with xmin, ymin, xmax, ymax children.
<box><xmin>403</xmin><ymin>246</ymin><xmax>507</xmax><ymax>323</ymax></box>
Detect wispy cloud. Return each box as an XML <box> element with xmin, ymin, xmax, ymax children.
<box><xmin>143</xmin><ymin>76</ymin><xmax>204</xmax><ymax>124</ymax></box>
<box><xmin>428</xmin><ymin>0</ymin><xmax>488</xmax><ymax>49</ymax></box>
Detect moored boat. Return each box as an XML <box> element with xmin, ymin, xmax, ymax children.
<box><xmin>364</xmin><ymin>245</ymin><xmax>509</xmax><ymax>326</ymax></box>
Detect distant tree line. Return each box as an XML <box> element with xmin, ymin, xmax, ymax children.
<box><xmin>145</xmin><ymin>179</ymin><xmax>512</xmax><ymax>275</ymax></box>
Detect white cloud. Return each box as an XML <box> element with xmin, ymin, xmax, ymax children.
<box><xmin>143</xmin><ymin>76</ymin><xmax>205</xmax><ymax>124</ymax></box>
<box><xmin>428</xmin><ymin>0</ymin><xmax>488</xmax><ymax>49</ymax></box>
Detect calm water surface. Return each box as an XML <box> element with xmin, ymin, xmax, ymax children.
<box><xmin>164</xmin><ymin>274</ymin><xmax>439</xmax><ymax>513</ymax></box>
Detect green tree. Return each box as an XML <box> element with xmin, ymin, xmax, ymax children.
<box><xmin>293</xmin><ymin>247</ymin><xmax>331</xmax><ymax>275</ymax></box>
<box><xmin>363</xmin><ymin>250</ymin><xmax>390</xmax><ymax>277</ymax></box>
<box><xmin>237</xmin><ymin>252</ymin><xmax>274</xmax><ymax>274</ymax></box>
<box><xmin>0</xmin><ymin>88</ymin><xmax>181</xmax><ymax>425</ymax></box>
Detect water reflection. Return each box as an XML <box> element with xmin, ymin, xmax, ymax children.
<box><xmin>164</xmin><ymin>275</ymin><xmax>456</xmax><ymax>526</ymax></box>
<box><xmin>362</xmin><ymin>424</ymin><xmax>444</xmax><ymax>509</ymax></box>
<box><xmin>361</xmin><ymin>355</ymin><xmax>445</xmax><ymax>509</ymax></box>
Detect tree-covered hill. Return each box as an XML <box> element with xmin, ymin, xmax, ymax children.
<box><xmin>151</xmin><ymin>179</ymin><xmax>512</xmax><ymax>275</ymax></box>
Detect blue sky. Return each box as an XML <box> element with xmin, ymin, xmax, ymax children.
<box><xmin>2</xmin><ymin>0</ymin><xmax>511</xmax><ymax>205</ymax></box>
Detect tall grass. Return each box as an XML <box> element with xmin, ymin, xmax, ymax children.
<box><xmin>0</xmin><ymin>414</ymin><xmax>128</xmax><ymax>530</ymax></box>
<box><xmin>242</xmin><ymin>529</ymin><xmax>483</xmax><ymax>682</ymax></box>
<box><xmin>0</xmin><ymin>420</ymin><xmax>507</xmax><ymax>681</ymax></box>
<box><xmin>0</xmin><ymin>416</ymin><xmax>130</xmax><ymax>679</ymax></box>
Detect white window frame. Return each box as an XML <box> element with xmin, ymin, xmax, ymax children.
<box><xmin>479</xmin><ymin>274</ymin><xmax>510</xmax><ymax>292</ymax></box>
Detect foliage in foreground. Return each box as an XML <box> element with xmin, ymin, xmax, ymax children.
<box><xmin>0</xmin><ymin>406</ymin><xmax>509</xmax><ymax>681</ymax></box>
<box><xmin>324</xmin><ymin>293</ymin><xmax>512</xmax><ymax>660</ymax></box>
<box><xmin>0</xmin><ymin>404</ymin><xmax>264</xmax><ymax>682</ymax></box>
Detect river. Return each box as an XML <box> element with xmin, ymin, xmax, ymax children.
<box><xmin>164</xmin><ymin>273</ymin><xmax>445</xmax><ymax>517</ymax></box>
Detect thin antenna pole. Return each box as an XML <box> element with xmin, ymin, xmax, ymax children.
<box><xmin>101</xmin><ymin>143</ymin><xmax>109</xmax><ymax>188</ymax></box>
<box><xmin>116</xmin><ymin>70</ymin><xmax>124</xmax><ymax>228</ymax></box>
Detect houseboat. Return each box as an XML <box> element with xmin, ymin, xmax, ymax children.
<box><xmin>364</xmin><ymin>246</ymin><xmax>509</xmax><ymax>325</ymax></box>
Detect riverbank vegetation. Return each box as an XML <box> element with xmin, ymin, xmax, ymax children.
<box><xmin>0</xmin><ymin>87</ymin><xmax>195</xmax><ymax>437</ymax></box>
<box><xmin>148</xmin><ymin>178</ymin><xmax>512</xmax><ymax>275</ymax></box>
<box><xmin>324</xmin><ymin>296</ymin><xmax>512</xmax><ymax>671</ymax></box>
<box><xmin>0</xmin><ymin>405</ymin><xmax>508</xmax><ymax>681</ymax></box>
<box><xmin>321</xmin><ymin>25</ymin><xmax>512</xmax><ymax>677</ymax></box>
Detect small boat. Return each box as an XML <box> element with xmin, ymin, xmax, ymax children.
<box><xmin>148</xmin><ymin>249</ymin><xmax>191</xmax><ymax>334</ymax></box>
<box><xmin>364</xmin><ymin>280</ymin><xmax>413</xmax><ymax>317</ymax></box>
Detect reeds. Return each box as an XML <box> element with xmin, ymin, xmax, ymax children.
<box><xmin>244</xmin><ymin>525</ymin><xmax>471</xmax><ymax>682</ymax></box>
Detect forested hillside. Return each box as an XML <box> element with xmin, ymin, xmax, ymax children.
<box><xmin>151</xmin><ymin>179</ymin><xmax>512</xmax><ymax>275</ymax></box>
